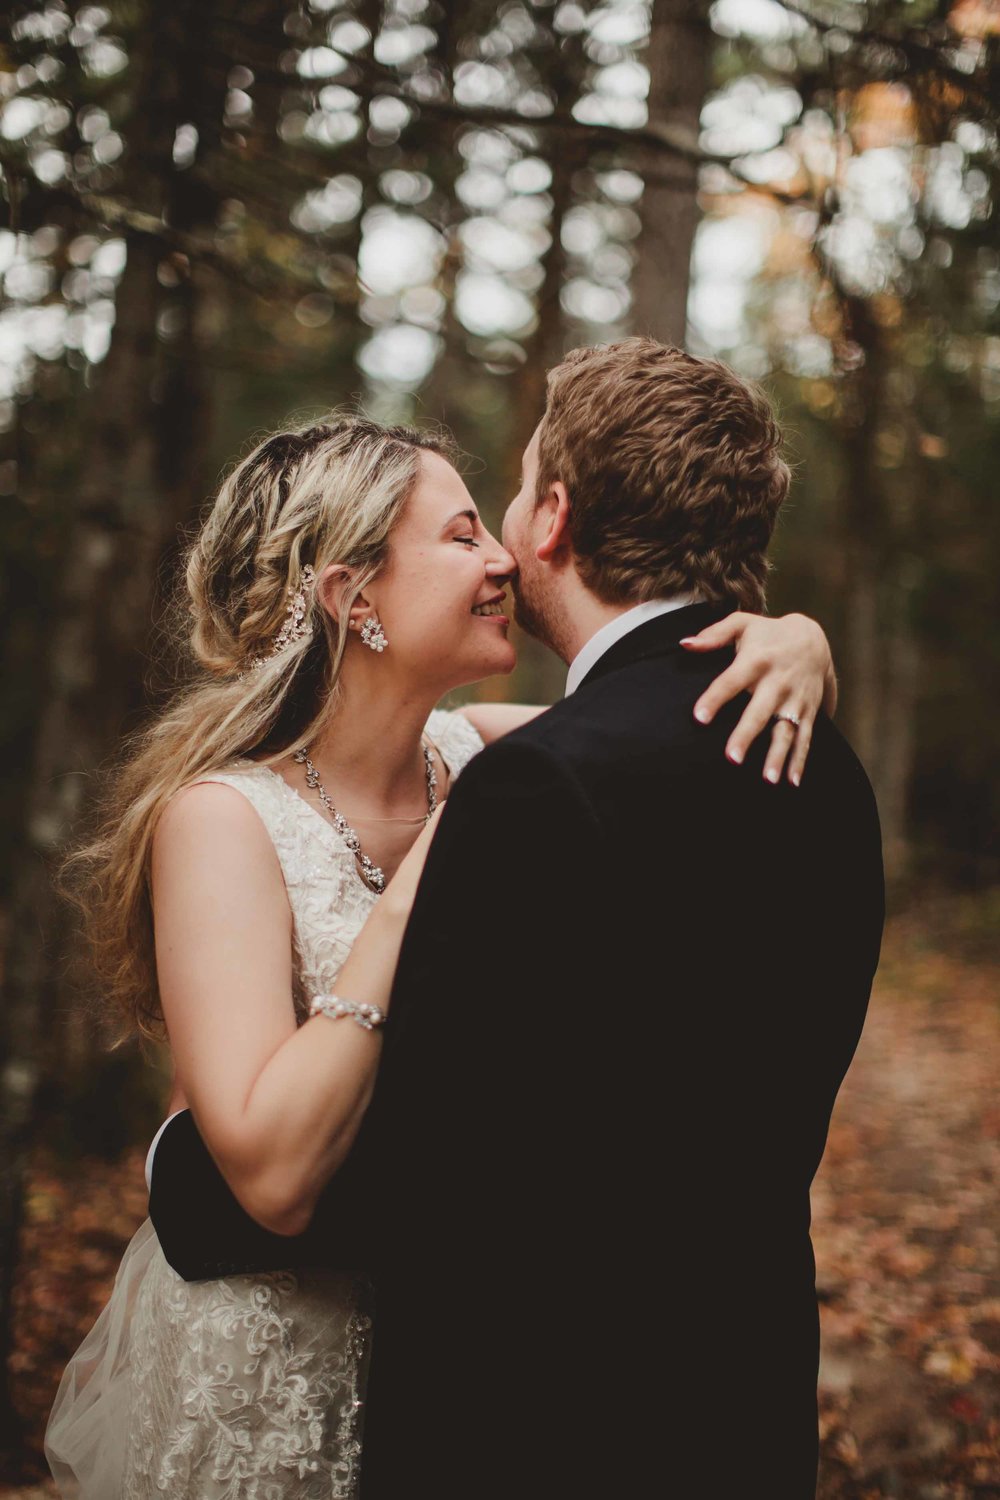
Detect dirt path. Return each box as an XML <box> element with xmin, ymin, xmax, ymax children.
<box><xmin>3</xmin><ymin>899</ymin><xmax>998</xmax><ymax>1498</ymax></box>
<box><xmin>813</xmin><ymin>901</ymin><xmax>1000</xmax><ymax>1498</ymax></box>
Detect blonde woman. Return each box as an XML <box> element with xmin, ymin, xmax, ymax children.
<box><xmin>45</xmin><ymin>413</ymin><xmax>835</xmax><ymax>1499</ymax></box>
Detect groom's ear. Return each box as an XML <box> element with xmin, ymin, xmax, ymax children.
<box><xmin>535</xmin><ymin>484</ymin><xmax>572</xmax><ymax>563</ymax></box>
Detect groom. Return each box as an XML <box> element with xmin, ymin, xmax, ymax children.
<box><xmin>152</xmin><ymin>338</ymin><xmax>884</xmax><ymax>1497</ymax></box>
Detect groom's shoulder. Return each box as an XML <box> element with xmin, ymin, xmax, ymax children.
<box><xmin>502</xmin><ymin>656</ymin><xmax>879</xmax><ymax>808</ymax></box>
<box><xmin>443</xmin><ymin>728</ymin><xmax>604</xmax><ymax>845</ymax></box>
<box><xmin>501</xmin><ymin>652</ymin><xmax>716</xmax><ymax>770</ymax></box>
<box><xmin>451</xmin><ymin>716</ymin><xmax>589</xmax><ymax>805</ymax></box>
<box><xmin>466</xmin><ymin>684</ymin><xmax>684</xmax><ymax>799</ymax></box>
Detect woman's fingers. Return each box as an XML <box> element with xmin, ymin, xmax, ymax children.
<box><xmin>692</xmin><ymin>653</ymin><xmax>767</xmax><ymax>727</ymax></box>
<box><xmin>687</xmin><ymin>611</ymin><xmax>830</xmax><ymax>785</ymax></box>
<box><xmin>762</xmin><ymin>719</ymin><xmax>799</xmax><ymax>784</ymax></box>
<box><xmin>720</xmin><ymin>678</ymin><xmax>783</xmax><ymax>764</ymax></box>
<box><xmin>701</xmin><ymin>676</ymin><xmax>819</xmax><ymax>785</ymax></box>
<box><xmin>787</xmin><ymin>718</ymin><xmax>814</xmax><ymax>787</ymax></box>
<box><xmin>679</xmin><ymin>612</ymin><xmax>747</xmax><ymax>653</ymax></box>
<box><xmin>764</xmin><ymin>693</ymin><xmax>823</xmax><ymax>784</ymax></box>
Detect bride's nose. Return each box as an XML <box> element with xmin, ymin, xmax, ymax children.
<box><xmin>485</xmin><ymin>540</ymin><xmax>517</xmax><ymax>582</ymax></box>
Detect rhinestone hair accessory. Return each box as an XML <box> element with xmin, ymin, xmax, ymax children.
<box><xmin>241</xmin><ymin>564</ymin><xmax>316</xmax><ymax>675</ymax></box>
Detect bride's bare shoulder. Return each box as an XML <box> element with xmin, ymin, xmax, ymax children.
<box><xmin>152</xmin><ymin>777</ymin><xmax>280</xmax><ymax>886</ymax></box>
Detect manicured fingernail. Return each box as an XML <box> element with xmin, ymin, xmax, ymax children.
<box><xmin>765</xmin><ymin>767</ymin><xmax>779</xmax><ymax>783</ymax></box>
<box><xmin>791</xmin><ymin>772</ymin><xmax>801</xmax><ymax>787</ymax></box>
<box><xmin>680</xmin><ymin>637</ymin><xmax>695</xmax><ymax>645</ymax></box>
<box><xmin>728</xmin><ymin>747</ymin><xmax>743</xmax><ymax>764</ymax></box>
<box><xmin>694</xmin><ymin>706</ymin><xmax>709</xmax><ymax>723</ymax></box>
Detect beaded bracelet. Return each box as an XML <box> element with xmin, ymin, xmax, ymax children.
<box><xmin>308</xmin><ymin>993</ymin><xmax>387</xmax><ymax>1031</ymax></box>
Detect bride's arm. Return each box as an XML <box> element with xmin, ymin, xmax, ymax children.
<box><xmin>457</xmin><ymin>703</ymin><xmax>544</xmax><ymax>740</ymax></box>
<box><xmin>151</xmin><ymin>791</ymin><xmax>441</xmax><ymax>1239</ymax></box>
<box><xmin>460</xmin><ymin>610</ymin><xmax>836</xmax><ymax>785</ymax></box>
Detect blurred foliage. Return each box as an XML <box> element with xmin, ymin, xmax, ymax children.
<box><xmin>1</xmin><ymin>0</ymin><xmax>998</xmax><ymax>892</ymax></box>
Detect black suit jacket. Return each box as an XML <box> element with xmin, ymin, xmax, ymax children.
<box><xmin>150</xmin><ymin>600</ymin><xmax>885</xmax><ymax>1499</ymax></box>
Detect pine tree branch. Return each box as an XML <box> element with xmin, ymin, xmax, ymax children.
<box><xmin>0</xmin><ymin>150</ymin><xmax>361</xmax><ymax>303</ymax></box>
<box><xmin>769</xmin><ymin>0</ymin><xmax>998</xmax><ymax>121</ymax></box>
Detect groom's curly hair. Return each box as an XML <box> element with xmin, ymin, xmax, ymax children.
<box><xmin>536</xmin><ymin>338</ymin><xmax>791</xmax><ymax>613</ymax></box>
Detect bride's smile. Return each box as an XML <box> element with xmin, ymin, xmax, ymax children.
<box><xmin>338</xmin><ymin>447</ymin><xmax>518</xmax><ymax>695</ymax></box>
<box><xmin>470</xmin><ymin>594</ymin><xmax>508</xmax><ymax>619</ymax></box>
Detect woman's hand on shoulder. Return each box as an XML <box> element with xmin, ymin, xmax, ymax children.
<box><xmin>680</xmin><ymin>611</ymin><xmax>836</xmax><ymax>786</ymax></box>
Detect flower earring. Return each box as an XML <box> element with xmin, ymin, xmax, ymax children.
<box><xmin>360</xmin><ymin>616</ymin><xmax>388</xmax><ymax>653</ymax></box>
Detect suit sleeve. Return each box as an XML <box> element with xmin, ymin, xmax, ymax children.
<box><xmin>147</xmin><ymin>1105</ymin><xmax>381</xmax><ymax>1280</ymax></box>
<box><xmin>149</xmin><ymin>736</ymin><xmax>604</xmax><ymax>1279</ymax></box>
<box><xmin>307</xmin><ymin>735</ymin><xmax>609</xmax><ymax>1264</ymax></box>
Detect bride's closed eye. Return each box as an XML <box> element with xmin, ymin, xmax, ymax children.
<box><xmin>455</xmin><ymin>537</ymin><xmax>480</xmax><ymax>548</ymax></box>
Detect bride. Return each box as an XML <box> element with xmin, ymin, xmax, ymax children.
<box><xmin>45</xmin><ymin>412</ymin><xmax>836</xmax><ymax>1498</ymax></box>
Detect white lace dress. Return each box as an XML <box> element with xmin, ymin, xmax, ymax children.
<box><xmin>44</xmin><ymin>707</ymin><xmax>484</xmax><ymax>1500</ymax></box>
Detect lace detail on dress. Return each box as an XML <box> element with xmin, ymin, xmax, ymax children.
<box><xmin>45</xmin><ymin>709</ymin><xmax>484</xmax><ymax>1500</ymax></box>
<box><xmin>123</xmin><ymin>1254</ymin><xmax>372</xmax><ymax>1500</ymax></box>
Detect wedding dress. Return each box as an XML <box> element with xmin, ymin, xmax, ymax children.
<box><xmin>44</xmin><ymin>708</ymin><xmax>484</xmax><ymax>1500</ymax></box>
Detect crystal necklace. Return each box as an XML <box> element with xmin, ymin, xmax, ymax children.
<box><xmin>292</xmin><ymin>741</ymin><xmax>438</xmax><ymax>895</ymax></box>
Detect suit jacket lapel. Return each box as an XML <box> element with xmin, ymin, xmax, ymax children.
<box><xmin>576</xmin><ymin>600</ymin><xmax>738</xmax><ymax>693</ymax></box>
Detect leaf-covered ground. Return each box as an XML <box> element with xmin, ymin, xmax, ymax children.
<box><xmin>3</xmin><ymin>894</ymin><xmax>998</xmax><ymax>1498</ymax></box>
<box><xmin>811</xmin><ymin>895</ymin><xmax>1000</xmax><ymax>1498</ymax></box>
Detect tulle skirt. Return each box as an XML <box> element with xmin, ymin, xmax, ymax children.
<box><xmin>44</xmin><ymin>1217</ymin><xmax>372</xmax><ymax>1499</ymax></box>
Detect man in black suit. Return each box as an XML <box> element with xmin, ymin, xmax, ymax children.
<box><xmin>152</xmin><ymin>338</ymin><xmax>884</xmax><ymax>1497</ymax></box>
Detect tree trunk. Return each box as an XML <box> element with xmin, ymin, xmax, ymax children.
<box><xmin>836</xmin><ymin>299</ymin><xmax>918</xmax><ymax>885</ymax></box>
<box><xmin>0</xmin><ymin>0</ymin><xmax>238</xmax><ymax>1462</ymax></box>
<box><xmin>632</xmin><ymin>0</ymin><xmax>712</xmax><ymax>347</ymax></box>
<box><xmin>840</xmin><ymin>305</ymin><xmax>884</xmax><ymax>788</ymax></box>
<box><xmin>508</xmin><ymin>128</ymin><xmax>573</xmax><ymax>483</ymax></box>
<box><xmin>479</xmin><ymin>30</ymin><xmax>585</xmax><ymax>707</ymax></box>
<box><xmin>399</xmin><ymin>0</ymin><xmax>462</xmax><ymax>428</ymax></box>
<box><xmin>879</xmin><ymin>556</ymin><xmax>921</xmax><ymax>881</ymax></box>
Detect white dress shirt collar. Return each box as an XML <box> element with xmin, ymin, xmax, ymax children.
<box><xmin>564</xmin><ymin>593</ymin><xmax>704</xmax><ymax>698</ymax></box>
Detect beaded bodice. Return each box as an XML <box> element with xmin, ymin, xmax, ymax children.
<box><xmin>192</xmin><ymin>708</ymin><xmax>484</xmax><ymax>1023</ymax></box>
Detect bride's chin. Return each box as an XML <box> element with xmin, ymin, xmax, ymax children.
<box><xmin>490</xmin><ymin>641</ymin><xmax>518</xmax><ymax>674</ymax></box>
<box><xmin>474</xmin><ymin>648</ymin><xmax>517</xmax><ymax>678</ymax></box>
<box><xmin>446</xmin><ymin>643</ymin><xmax>517</xmax><ymax>686</ymax></box>
<box><xmin>463</xmin><ymin>624</ymin><xmax>516</xmax><ymax>666</ymax></box>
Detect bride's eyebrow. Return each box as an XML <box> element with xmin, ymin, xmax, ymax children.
<box><xmin>442</xmin><ymin>508</ymin><xmax>478</xmax><ymax>530</ymax></box>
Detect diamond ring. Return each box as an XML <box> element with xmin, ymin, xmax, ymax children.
<box><xmin>775</xmin><ymin>711</ymin><xmax>801</xmax><ymax>729</ymax></box>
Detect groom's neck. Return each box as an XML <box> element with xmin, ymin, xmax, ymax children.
<box><xmin>556</xmin><ymin>578</ymin><xmax>649</xmax><ymax>667</ymax></box>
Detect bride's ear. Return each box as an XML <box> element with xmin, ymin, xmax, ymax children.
<box><xmin>317</xmin><ymin>564</ymin><xmax>372</xmax><ymax>636</ymax></box>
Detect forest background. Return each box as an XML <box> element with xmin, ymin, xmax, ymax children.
<box><xmin>0</xmin><ymin>0</ymin><xmax>998</xmax><ymax>1493</ymax></box>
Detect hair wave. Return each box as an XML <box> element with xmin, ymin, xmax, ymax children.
<box><xmin>537</xmin><ymin>338</ymin><xmax>791</xmax><ymax>612</ymax></box>
<box><xmin>60</xmin><ymin>413</ymin><xmax>448</xmax><ymax>1047</ymax></box>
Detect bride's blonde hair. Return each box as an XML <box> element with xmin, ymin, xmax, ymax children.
<box><xmin>61</xmin><ymin>412</ymin><xmax>448</xmax><ymax>1047</ymax></box>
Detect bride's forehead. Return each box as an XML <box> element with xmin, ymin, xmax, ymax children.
<box><xmin>406</xmin><ymin>452</ymin><xmax>476</xmax><ymax>520</ymax></box>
